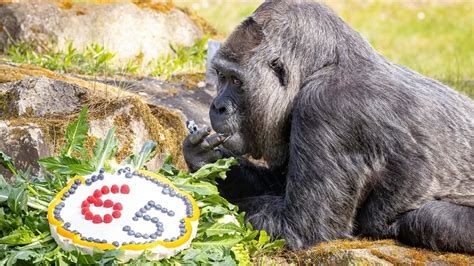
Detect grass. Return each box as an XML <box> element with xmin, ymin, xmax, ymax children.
<box><xmin>4</xmin><ymin>38</ymin><xmax>208</xmax><ymax>79</ymax></box>
<box><xmin>6</xmin><ymin>42</ymin><xmax>115</xmax><ymax>75</ymax></box>
<box><xmin>332</xmin><ymin>1</ymin><xmax>473</xmax><ymax>98</ymax></box>
<box><xmin>175</xmin><ymin>0</ymin><xmax>473</xmax><ymax>98</ymax></box>
<box><xmin>0</xmin><ymin>0</ymin><xmax>472</xmax><ymax>97</ymax></box>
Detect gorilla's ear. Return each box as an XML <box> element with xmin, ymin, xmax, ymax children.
<box><xmin>269</xmin><ymin>58</ymin><xmax>289</xmax><ymax>87</ymax></box>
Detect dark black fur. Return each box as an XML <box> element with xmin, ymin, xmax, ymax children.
<box><xmin>183</xmin><ymin>0</ymin><xmax>474</xmax><ymax>253</ymax></box>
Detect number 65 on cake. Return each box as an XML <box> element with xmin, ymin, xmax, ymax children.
<box><xmin>47</xmin><ymin>167</ymin><xmax>200</xmax><ymax>261</ymax></box>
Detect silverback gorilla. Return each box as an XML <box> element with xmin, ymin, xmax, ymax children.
<box><xmin>183</xmin><ymin>0</ymin><xmax>474</xmax><ymax>254</ymax></box>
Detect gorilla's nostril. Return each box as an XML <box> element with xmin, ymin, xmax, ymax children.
<box><xmin>218</xmin><ymin>106</ymin><xmax>226</xmax><ymax>114</ymax></box>
<box><xmin>211</xmin><ymin>101</ymin><xmax>229</xmax><ymax>115</ymax></box>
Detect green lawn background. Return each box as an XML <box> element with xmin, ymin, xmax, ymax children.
<box><xmin>176</xmin><ymin>0</ymin><xmax>473</xmax><ymax>97</ymax></box>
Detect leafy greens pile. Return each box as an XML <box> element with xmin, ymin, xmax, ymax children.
<box><xmin>0</xmin><ymin>108</ymin><xmax>284</xmax><ymax>265</ymax></box>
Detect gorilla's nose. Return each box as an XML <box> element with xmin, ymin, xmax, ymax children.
<box><xmin>210</xmin><ymin>99</ymin><xmax>236</xmax><ymax>133</ymax></box>
<box><xmin>211</xmin><ymin>101</ymin><xmax>229</xmax><ymax>115</ymax></box>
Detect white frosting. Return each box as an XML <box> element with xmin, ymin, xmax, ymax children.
<box><xmin>48</xmin><ymin>169</ymin><xmax>199</xmax><ymax>262</ymax></box>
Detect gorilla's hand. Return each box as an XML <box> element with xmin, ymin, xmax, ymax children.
<box><xmin>183</xmin><ymin>127</ymin><xmax>227</xmax><ymax>172</ymax></box>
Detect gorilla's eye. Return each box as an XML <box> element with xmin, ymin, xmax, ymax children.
<box><xmin>215</xmin><ymin>69</ymin><xmax>225</xmax><ymax>81</ymax></box>
<box><xmin>269</xmin><ymin>58</ymin><xmax>288</xmax><ymax>87</ymax></box>
<box><xmin>232</xmin><ymin>77</ymin><xmax>242</xmax><ymax>86</ymax></box>
<box><xmin>270</xmin><ymin>59</ymin><xmax>279</xmax><ymax>69</ymax></box>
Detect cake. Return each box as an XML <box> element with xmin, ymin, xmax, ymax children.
<box><xmin>47</xmin><ymin>167</ymin><xmax>200</xmax><ymax>261</ymax></box>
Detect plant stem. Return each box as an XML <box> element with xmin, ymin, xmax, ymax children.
<box><xmin>34</xmin><ymin>186</ymin><xmax>54</xmax><ymax>195</ymax></box>
<box><xmin>18</xmin><ymin>234</ymin><xmax>54</xmax><ymax>251</ymax></box>
<box><xmin>27</xmin><ymin>185</ymin><xmax>40</xmax><ymax>197</ymax></box>
<box><xmin>27</xmin><ymin>197</ymin><xmax>48</xmax><ymax>211</ymax></box>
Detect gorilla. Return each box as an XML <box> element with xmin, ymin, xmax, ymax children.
<box><xmin>183</xmin><ymin>0</ymin><xmax>474</xmax><ymax>254</ymax></box>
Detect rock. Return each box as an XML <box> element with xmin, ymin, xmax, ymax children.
<box><xmin>86</xmin><ymin>73</ymin><xmax>216</xmax><ymax>127</ymax></box>
<box><xmin>269</xmin><ymin>239</ymin><xmax>474</xmax><ymax>265</ymax></box>
<box><xmin>0</xmin><ymin>121</ymin><xmax>52</xmax><ymax>182</ymax></box>
<box><xmin>0</xmin><ymin>2</ymin><xmax>203</xmax><ymax>64</ymax></box>
<box><xmin>205</xmin><ymin>40</ymin><xmax>221</xmax><ymax>85</ymax></box>
<box><xmin>5</xmin><ymin>76</ymin><xmax>87</xmax><ymax>117</ymax></box>
<box><xmin>155</xmin><ymin>85</ymin><xmax>214</xmax><ymax>127</ymax></box>
<box><xmin>0</xmin><ymin>63</ymin><xmax>124</xmax><ymax>94</ymax></box>
<box><xmin>0</xmin><ymin>64</ymin><xmax>187</xmax><ymax>180</ymax></box>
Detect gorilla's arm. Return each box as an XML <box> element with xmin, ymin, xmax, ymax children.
<box><xmin>182</xmin><ymin>128</ymin><xmax>286</xmax><ymax>199</ymax></box>
<box><xmin>218</xmin><ymin>156</ymin><xmax>286</xmax><ymax>201</ymax></box>
<box><xmin>238</xmin><ymin>83</ymin><xmax>372</xmax><ymax>249</ymax></box>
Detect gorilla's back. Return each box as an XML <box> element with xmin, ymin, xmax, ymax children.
<box><xmin>386</xmin><ymin>62</ymin><xmax>473</xmax><ymax>199</ymax></box>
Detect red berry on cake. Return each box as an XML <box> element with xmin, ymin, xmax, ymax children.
<box><xmin>81</xmin><ymin>201</ymin><xmax>89</xmax><ymax>208</ymax></box>
<box><xmin>87</xmin><ymin>196</ymin><xmax>95</xmax><ymax>204</ymax></box>
<box><xmin>112</xmin><ymin>210</ymin><xmax>121</xmax><ymax>218</ymax></box>
<box><xmin>85</xmin><ymin>211</ymin><xmax>93</xmax><ymax>220</ymax></box>
<box><xmin>120</xmin><ymin>184</ymin><xmax>130</xmax><ymax>194</ymax></box>
<box><xmin>104</xmin><ymin>199</ymin><xmax>114</xmax><ymax>208</ymax></box>
<box><xmin>113</xmin><ymin>202</ymin><xmax>123</xmax><ymax>210</ymax></box>
<box><xmin>101</xmin><ymin>186</ymin><xmax>110</xmax><ymax>195</ymax></box>
<box><xmin>92</xmin><ymin>215</ymin><xmax>102</xmax><ymax>224</ymax></box>
<box><xmin>103</xmin><ymin>214</ymin><xmax>113</xmax><ymax>224</ymax></box>
<box><xmin>94</xmin><ymin>198</ymin><xmax>103</xmax><ymax>207</ymax></box>
<box><xmin>93</xmin><ymin>189</ymin><xmax>102</xmax><ymax>198</ymax></box>
<box><xmin>81</xmin><ymin>207</ymin><xmax>89</xmax><ymax>215</ymax></box>
<box><xmin>111</xmin><ymin>184</ymin><xmax>119</xmax><ymax>194</ymax></box>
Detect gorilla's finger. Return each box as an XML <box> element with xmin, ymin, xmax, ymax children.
<box><xmin>207</xmin><ymin>148</ymin><xmax>224</xmax><ymax>162</ymax></box>
<box><xmin>188</xmin><ymin>127</ymin><xmax>211</xmax><ymax>145</ymax></box>
<box><xmin>200</xmin><ymin>134</ymin><xmax>226</xmax><ymax>151</ymax></box>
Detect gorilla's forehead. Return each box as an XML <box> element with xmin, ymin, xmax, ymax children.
<box><xmin>216</xmin><ymin>17</ymin><xmax>264</xmax><ymax>65</ymax></box>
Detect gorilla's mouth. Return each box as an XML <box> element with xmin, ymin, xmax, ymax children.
<box><xmin>210</xmin><ymin>115</ymin><xmax>247</xmax><ymax>155</ymax></box>
<box><xmin>217</xmin><ymin>132</ymin><xmax>247</xmax><ymax>156</ymax></box>
<box><xmin>218</xmin><ymin>133</ymin><xmax>233</xmax><ymax>145</ymax></box>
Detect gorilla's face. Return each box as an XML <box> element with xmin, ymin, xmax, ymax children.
<box><xmin>209</xmin><ymin>58</ymin><xmax>249</xmax><ymax>156</ymax></box>
<box><xmin>209</xmin><ymin>16</ymin><xmax>296</xmax><ymax>164</ymax></box>
<box><xmin>209</xmin><ymin>1</ymin><xmax>341</xmax><ymax>166</ymax></box>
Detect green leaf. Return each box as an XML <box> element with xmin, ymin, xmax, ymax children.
<box><xmin>0</xmin><ymin>176</ymin><xmax>9</xmax><ymax>203</ymax></box>
<box><xmin>62</xmin><ymin>107</ymin><xmax>89</xmax><ymax>157</ymax></box>
<box><xmin>90</xmin><ymin>128</ymin><xmax>119</xmax><ymax>171</ymax></box>
<box><xmin>242</xmin><ymin>230</ymin><xmax>259</xmax><ymax>242</ymax></box>
<box><xmin>205</xmin><ymin>223</ymin><xmax>244</xmax><ymax>237</ymax></box>
<box><xmin>257</xmin><ymin>231</ymin><xmax>271</xmax><ymax>248</ymax></box>
<box><xmin>0</xmin><ymin>175</ymin><xmax>8</xmax><ymax>189</ymax></box>
<box><xmin>192</xmin><ymin>235</ymin><xmax>244</xmax><ymax>248</ymax></box>
<box><xmin>5</xmin><ymin>250</ymin><xmax>38</xmax><ymax>266</ymax></box>
<box><xmin>201</xmin><ymin>205</ymin><xmax>228</xmax><ymax>216</ymax></box>
<box><xmin>231</xmin><ymin>244</ymin><xmax>252</xmax><ymax>266</ymax></box>
<box><xmin>38</xmin><ymin>156</ymin><xmax>94</xmax><ymax>176</ymax></box>
<box><xmin>37</xmin><ymin>157</ymin><xmax>63</xmax><ymax>171</ymax></box>
<box><xmin>261</xmin><ymin>239</ymin><xmax>285</xmax><ymax>252</ymax></box>
<box><xmin>159</xmin><ymin>155</ymin><xmax>180</xmax><ymax>177</ymax></box>
<box><xmin>0</xmin><ymin>150</ymin><xmax>18</xmax><ymax>177</ymax></box>
<box><xmin>7</xmin><ymin>184</ymin><xmax>28</xmax><ymax>214</ymax></box>
<box><xmin>97</xmin><ymin>249</ymin><xmax>122</xmax><ymax>264</ymax></box>
<box><xmin>176</xmin><ymin>182</ymin><xmax>219</xmax><ymax>196</ymax></box>
<box><xmin>0</xmin><ymin>227</ymin><xmax>36</xmax><ymax>245</ymax></box>
<box><xmin>192</xmin><ymin>158</ymin><xmax>238</xmax><ymax>180</ymax></box>
<box><xmin>0</xmin><ymin>189</ymin><xmax>9</xmax><ymax>203</ymax></box>
<box><xmin>122</xmin><ymin>141</ymin><xmax>157</xmax><ymax>170</ymax></box>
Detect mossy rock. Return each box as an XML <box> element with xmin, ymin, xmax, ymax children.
<box><xmin>267</xmin><ymin>239</ymin><xmax>474</xmax><ymax>265</ymax></box>
<box><xmin>0</xmin><ymin>64</ymin><xmax>187</xmax><ymax>180</ymax></box>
